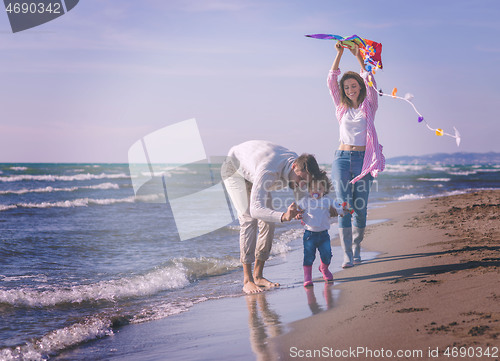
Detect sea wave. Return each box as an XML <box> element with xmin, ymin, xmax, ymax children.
<box><xmin>0</xmin><ymin>293</ymin><xmax>216</xmax><ymax>361</ymax></box>
<box><xmin>0</xmin><ymin>173</ymin><xmax>129</xmax><ymax>183</ymax></box>
<box><xmin>0</xmin><ymin>204</ymin><xmax>17</xmax><ymax>211</ymax></box>
<box><xmin>384</xmin><ymin>164</ymin><xmax>427</xmax><ymax>173</ymax></box>
<box><xmin>0</xmin><ymin>194</ymin><xmax>161</xmax><ymax>211</ymax></box>
<box><xmin>391</xmin><ymin>184</ymin><xmax>414</xmax><ymax>190</ymax></box>
<box><xmin>432</xmin><ymin>189</ymin><xmax>476</xmax><ymax>198</ymax></box>
<box><xmin>0</xmin><ymin>257</ymin><xmax>239</xmax><ymax>308</ymax></box>
<box><xmin>417</xmin><ymin>178</ymin><xmax>451</xmax><ymax>182</ymax></box>
<box><xmin>0</xmin><ymin>274</ymin><xmax>48</xmax><ymax>283</ymax></box>
<box><xmin>0</xmin><ymin>317</ymin><xmax>113</xmax><ymax>361</ymax></box>
<box><xmin>0</xmin><ymin>267</ymin><xmax>188</xmax><ymax>308</ymax></box>
<box><xmin>446</xmin><ymin>171</ymin><xmax>477</xmax><ymax>176</ymax></box>
<box><xmin>0</xmin><ymin>182</ymin><xmax>119</xmax><ymax>195</ymax></box>
<box><xmin>477</xmin><ymin>168</ymin><xmax>500</xmax><ymax>173</ymax></box>
<box><xmin>396</xmin><ymin>193</ymin><xmax>426</xmax><ymax>201</ymax></box>
<box><xmin>428</xmin><ymin>166</ymin><xmax>449</xmax><ymax>172</ymax></box>
<box><xmin>394</xmin><ymin>188</ymin><xmax>497</xmax><ymax>202</ymax></box>
<box><xmin>131</xmin><ymin>297</ymin><xmax>209</xmax><ymax>324</ymax></box>
<box><xmin>271</xmin><ymin>228</ymin><xmax>304</xmax><ymax>256</ymax></box>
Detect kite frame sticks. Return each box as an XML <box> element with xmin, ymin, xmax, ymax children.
<box><xmin>306</xmin><ymin>33</ymin><xmax>461</xmax><ymax>147</ymax></box>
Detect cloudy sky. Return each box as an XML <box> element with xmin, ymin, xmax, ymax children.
<box><xmin>1</xmin><ymin>0</ymin><xmax>499</xmax><ymax>163</ymax></box>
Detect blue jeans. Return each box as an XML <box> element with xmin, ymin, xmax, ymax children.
<box><xmin>303</xmin><ymin>230</ymin><xmax>332</xmax><ymax>266</ymax></box>
<box><xmin>331</xmin><ymin>150</ymin><xmax>373</xmax><ymax>229</ymax></box>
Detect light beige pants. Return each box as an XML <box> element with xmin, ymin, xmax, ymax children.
<box><xmin>222</xmin><ymin>158</ymin><xmax>275</xmax><ymax>264</ymax></box>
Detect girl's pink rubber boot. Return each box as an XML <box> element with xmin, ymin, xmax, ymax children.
<box><xmin>319</xmin><ymin>261</ymin><xmax>333</xmax><ymax>282</ymax></box>
<box><xmin>303</xmin><ymin>266</ymin><xmax>313</xmax><ymax>287</ymax></box>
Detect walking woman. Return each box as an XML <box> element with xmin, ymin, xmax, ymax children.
<box><xmin>327</xmin><ymin>41</ymin><xmax>385</xmax><ymax>268</ymax></box>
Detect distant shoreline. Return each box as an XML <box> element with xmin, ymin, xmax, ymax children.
<box><xmin>1</xmin><ymin>151</ymin><xmax>499</xmax><ymax>165</ymax></box>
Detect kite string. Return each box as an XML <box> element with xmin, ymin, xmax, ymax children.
<box><xmin>368</xmin><ymin>79</ymin><xmax>461</xmax><ymax>141</ymax></box>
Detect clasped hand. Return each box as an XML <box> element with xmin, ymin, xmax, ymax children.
<box><xmin>335</xmin><ymin>41</ymin><xmax>359</xmax><ymax>57</ymax></box>
<box><xmin>281</xmin><ymin>202</ymin><xmax>303</xmax><ymax>222</ymax></box>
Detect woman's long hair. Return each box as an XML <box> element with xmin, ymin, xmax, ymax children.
<box><xmin>339</xmin><ymin>71</ymin><xmax>366</xmax><ymax>108</ymax></box>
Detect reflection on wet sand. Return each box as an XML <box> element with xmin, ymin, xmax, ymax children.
<box><xmin>305</xmin><ymin>283</ymin><xmax>335</xmax><ymax>314</ymax></box>
<box><xmin>246</xmin><ymin>283</ymin><xmax>336</xmax><ymax>360</ymax></box>
<box><xmin>246</xmin><ymin>292</ymin><xmax>281</xmax><ymax>361</ymax></box>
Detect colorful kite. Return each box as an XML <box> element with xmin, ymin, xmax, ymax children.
<box><xmin>306</xmin><ymin>33</ymin><xmax>461</xmax><ymax>147</ymax></box>
<box><xmin>305</xmin><ymin>34</ymin><xmax>383</xmax><ymax>72</ymax></box>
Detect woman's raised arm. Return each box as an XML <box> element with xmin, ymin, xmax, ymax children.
<box><xmin>331</xmin><ymin>41</ymin><xmax>344</xmax><ymax>71</ymax></box>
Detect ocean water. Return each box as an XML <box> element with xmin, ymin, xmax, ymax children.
<box><xmin>0</xmin><ymin>161</ymin><xmax>498</xmax><ymax>360</ymax></box>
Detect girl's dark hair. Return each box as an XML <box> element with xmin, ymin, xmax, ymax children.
<box><xmin>339</xmin><ymin>71</ymin><xmax>366</xmax><ymax>108</ymax></box>
<box><xmin>309</xmin><ymin>170</ymin><xmax>332</xmax><ymax>195</ymax></box>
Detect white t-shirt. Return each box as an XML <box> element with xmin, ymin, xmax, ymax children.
<box><xmin>226</xmin><ymin>140</ymin><xmax>306</xmax><ymax>223</ymax></box>
<box><xmin>298</xmin><ymin>196</ymin><xmax>336</xmax><ymax>232</ymax></box>
<box><xmin>339</xmin><ymin>107</ymin><xmax>367</xmax><ymax>146</ymax></box>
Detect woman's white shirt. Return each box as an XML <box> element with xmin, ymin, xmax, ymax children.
<box><xmin>339</xmin><ymin>107</ymin><xmax>367</xmax><ymax>146</ymax></box>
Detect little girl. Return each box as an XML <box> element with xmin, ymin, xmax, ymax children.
<box><xmin>297</xmin><ymin>171</ymin><xmax>347</xmax><ymax>287</ymax></box>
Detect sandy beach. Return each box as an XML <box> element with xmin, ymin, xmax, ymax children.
<box><xmin>272</xmin><ymin>189</ymin><xmax>499</xmax><ymax>360</ymax></box>
<box><xmin>53</xmin><ymin>190</ymin><xmax>499</xmax><ymax>361</ymax></box>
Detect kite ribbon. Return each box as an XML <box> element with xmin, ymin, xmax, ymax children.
<box><xmin>373</xmin><ymin>81</ymin><xmax>461</xmax><ymax>147</ymax></box>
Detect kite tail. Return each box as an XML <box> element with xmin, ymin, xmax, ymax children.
<box><xmin>368</xmin><ymin>77</ymin><xmax>461</xmax><ymax>147</ymax></box>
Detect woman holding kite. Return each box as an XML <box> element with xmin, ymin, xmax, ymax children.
<box><xmin>328</xmin><ymin>41</ymin><xmax>385</xmax><ymax>268</ymax></box>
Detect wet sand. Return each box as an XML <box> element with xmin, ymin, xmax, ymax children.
<box><xmin>272</xmin><ymin>190</ymin><xmax>500</xmax><ymax>360</ymax></box>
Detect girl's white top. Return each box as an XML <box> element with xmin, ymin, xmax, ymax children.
<box><xmin>339</xmin><ymin>107</ymin><xmax>367</xmax><ymax>146</ymax></box>
<box><xmin>298</xmin><ymin>196</ymin><xmax>337</xmax><ymax>232</ymax></box>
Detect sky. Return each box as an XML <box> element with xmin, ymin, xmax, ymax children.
<box><xmin>1</xmin><ymin>0</ymin><xmax>499</xmax><ymax>163</ymax></box>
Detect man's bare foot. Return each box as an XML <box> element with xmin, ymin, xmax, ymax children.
<box><xmin>254</xmin><ymin>277</ymin><xmax>280</xmax><ymax>288</ymax></box>
<box><xmin>243</xmin><ymin>281</ymin><xmax>264</xmax><ymax>294</ymax></box>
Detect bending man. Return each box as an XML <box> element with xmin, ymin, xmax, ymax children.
<box><xmin>222</xmin><ymin>140</ymin><xmax>322</xmax><ymax>294</ymax></box>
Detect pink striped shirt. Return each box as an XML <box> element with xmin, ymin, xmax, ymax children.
<box><xmin>327</xmin><ymin>68</ymin><xmax>385</xmax><ymax>184</ymax></box>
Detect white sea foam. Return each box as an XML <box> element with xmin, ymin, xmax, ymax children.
<box><xmin>132</xmin><ymin>297</ymin><xmax>209</xmax><ymax>324</ymax></box>
<box><xmin>271</xmin><ymin>228</ymin><xmax>303</xmax><ymax>256</ymax></box>
<box><xmin>9</xmin><ymin>166</ymin><xmax>28</xmax><ymax>171</ymax></box>
<box><xmin>0</xmin><ymin>194</ymin><xmax>162</xmax><ymax>211</ymax></box>
<box><xmin>0</xmin><ymin>173</ymin><xmax>129</xmax><ymax>182</ymax></box>
<box><xmin>0</xmin><ymin>266</ymin><xmax>190</xmax><ymax>308</ymax></box>
<box><xmin>0</xmin><ymin>204</ymin><xmax>17</xmax><ymax>211</ymax></box>
<box><xmin>0</xmin><ymin>274</ymin><xmax>48</xmax><ymax>283</ymax></box>
<box><xmin>384</xmin><ymin>164</ymin><xmax>426</xmax><ymax>173</ymax></box>
<box><xmin>0</xmin><ymin>257</ymin><xmax>239</xmax><ymax>308</ymax></box>
<box><xmin>477</xmin><ymin>168</ymin><xmax>500</xmax><ymax>173</ymax></box>
<box><xmin>0</xmin><ymin>317</ymin><xmax>113</xmax><ymax>361</ymax></box>
<box><xmin>174</xmin><ymin>257</ymin><xmax>240</xmax><ymax>280</ymax></box>
<box><xmin>431</xmin><ymin>189</ymin><xmax>472</xmax><ymax>198</ymax></box>
<box><xmin>0</xmin><ymin>182</ymin><xmax>119</xmax><ymax>195</ymax></box>
<box><xmin>447</xmin><ymin>170</ymin><xmax>477</xmax><ymax>176</ymax></box>
<box><xmin>429</xmin><ymin>166</ymin><xmax>449</xmax><ymax>172</ymax></box>
<box><xmin>394</xmin><ymin>187</ymin><xmax>496</xmax><ymax>203</ymax></box>
<box><xmin>391</xmin><ymin>184</ymin><xmax>414</xmax><ymax>190</ymax></box>
<box><xmin>396</xmin><ymin>193</ymin><xmax>425</xmax><ymax>201</ymax></box>
<box><xmin>417</xmin><ymin>178</ymin><xmax>451</xmax><ymax>182</ymax></box>
<box><xmin>0</xmin><ymin>294</ymin><xmax>217</xmax><ymax>360</ymax></box>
